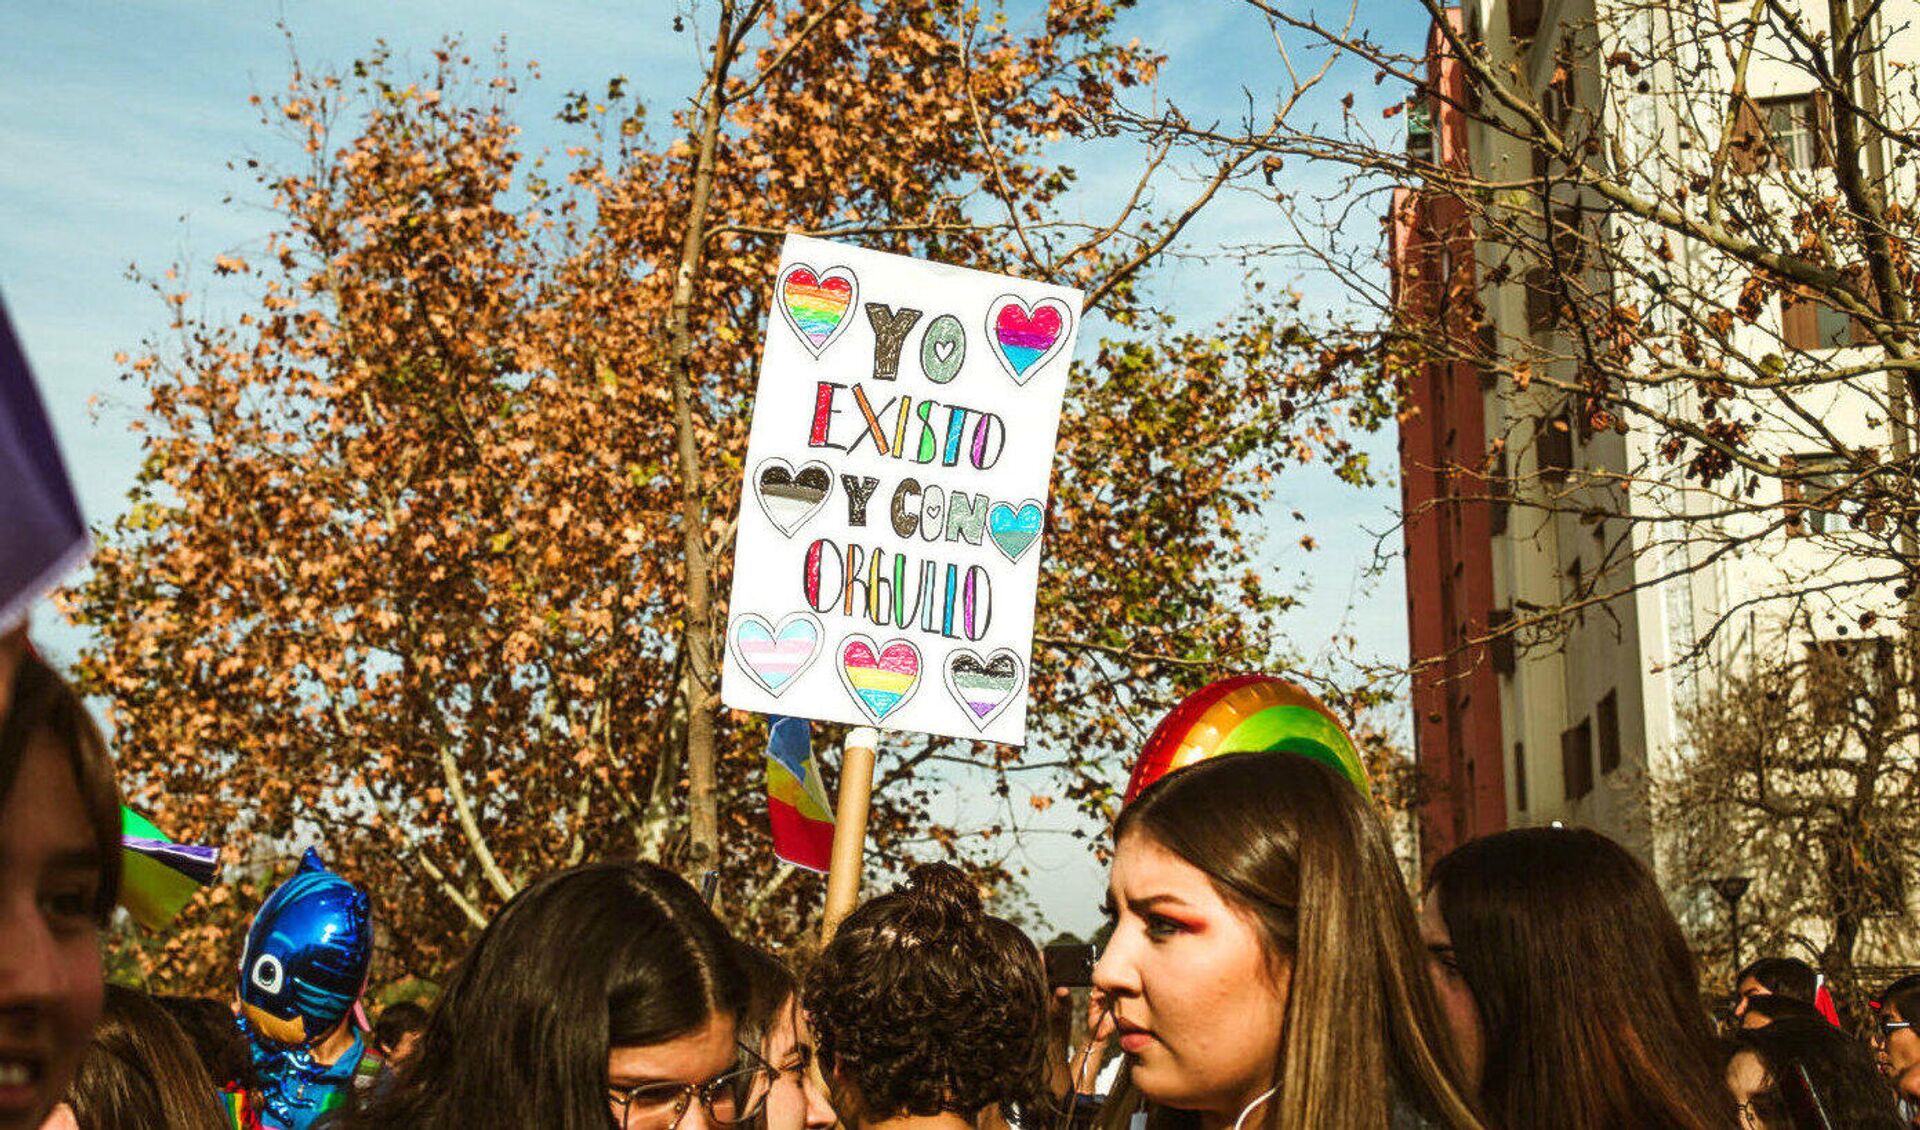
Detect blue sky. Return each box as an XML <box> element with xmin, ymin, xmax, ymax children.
<box><xmin>0</xmin><ymin>1</ymin><xmax>1420</xmax><ymax>937</ymax></box>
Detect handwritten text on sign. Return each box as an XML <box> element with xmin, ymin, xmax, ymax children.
<box><xmin>721</xmin><ymin>236</ymin><xmax>1081</xmax><ymax>746</ymax></box>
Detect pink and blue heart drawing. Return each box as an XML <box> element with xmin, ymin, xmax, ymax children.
<box><xmin>986</xmin><ymin>295</ymin><xmax>1073</xmax><ymax>385</ymax></box>
<box><xmin>729</xmin><ymin>612</ymin><xmax>824</xmax><ymax>697</ymax></box>
<box><xmin>987</xmin><ymin>500</ymin><xmax>1045</xmax><ymax>564</ymax></box>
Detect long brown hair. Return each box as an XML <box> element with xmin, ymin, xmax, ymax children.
<box><xmin>66</xmin><ymin>984</ymin><xmax>226</xmax><ymax>1130</ymax></box>
<box><xmin>1108</xmin><ymin>751</ymin><xmax>1484</xmax><ymax>1130</ymax></box>
<box><xmin>1425</xmin><ymin>827</ymin><xmax>1737</xmax><ymax>1130</ymax></box>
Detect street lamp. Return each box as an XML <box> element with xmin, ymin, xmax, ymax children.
<box><xmin>1710</xmin><ymin>876</ymin><xmax>1753</xmax><ymax>976</ymax></box>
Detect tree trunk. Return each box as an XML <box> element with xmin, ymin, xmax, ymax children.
<box><xmin>664</xmin><ymin>6</ymin><xmax>740</xmax><ymax>868</ymax></box>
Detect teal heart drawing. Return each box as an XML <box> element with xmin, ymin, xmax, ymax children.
<box><xmin>987</xmin><ymin>500</ymin><xmax>1044</xmax><ymax>564</ymax></box>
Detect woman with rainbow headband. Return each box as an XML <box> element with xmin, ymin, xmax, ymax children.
<box><xmin>1092</xmin><ymin>677</ymin><xmax>1485</xmax><ymax>1130</ymax></box>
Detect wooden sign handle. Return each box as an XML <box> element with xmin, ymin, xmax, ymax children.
<box><xmin>820</xmin><ymin>726</ymin><xmax>878</xmax><ymax>941</ymax></box>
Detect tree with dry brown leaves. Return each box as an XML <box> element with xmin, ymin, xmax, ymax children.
<box><xmin>68</xmin><ymin>3</ymin><xmax>1392</xmax><ymax>990</ymax></box>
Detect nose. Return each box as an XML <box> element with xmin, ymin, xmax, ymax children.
<box><xmin>803</xmin><ymin>1071</ymin><xmax>837</xmax><ymax>1130</ymax></box>
<box><xmin>1092</xmin><ymin>932</ymin><xmax>1141</xmax><ymax>1001</ymax></box>
<box><xmin>0</xmin><ymin>889</ymin><xmax>69</xmax><ymax>1017</ymax></box>
<box><xmin>678</xmin><ymin>1094</ymin><xmax>719</xmax><ymax>1130</ymax></box>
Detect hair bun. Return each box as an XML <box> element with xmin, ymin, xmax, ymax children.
<box><xmin>902</xmin><ymin>862</ymin><xmax>983</xmax><ymax>919</ymax></box>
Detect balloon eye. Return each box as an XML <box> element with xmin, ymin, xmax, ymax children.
<box><xmin>251</xmin><ymin>954</ymin><xmax>285</xmax><ymax>995</ymax></box>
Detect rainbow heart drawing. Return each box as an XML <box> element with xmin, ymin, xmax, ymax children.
<box><xmin>729</xmin><ymin>612</ymin><xmax>823</xmax><ymax>698</ymax></box>
<box><xmin>944</xmin><ymin>648</ymin><xmax>1025</xmax><ymax>731</ymax></box>
<box><xmin>778</xmin><ymin>264</ymin><xmax>858</xmax><ymax>357</ymax></box>
<box><xmin>838</xmin><ymin>634</ymin><xmax>922</xmax><ymax>724</ymax></box>
<box><xmin>987</xmin><ymin>500</ymin><xmax>1045</xmax><ymax>564</ymax></box>
<box><xmin>986</xmin><ymin>295</ymin><xmax>1073</xmax><ymax>385</ymax></box>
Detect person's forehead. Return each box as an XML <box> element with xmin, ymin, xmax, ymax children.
<box><xmin>609</xmin><ymin>1015</ymin><xmax>736</xmax><ymax>1081</ymax></box>
<box><xmin>1113</xmin><ymin>835</ymin><xmax>1199</xmax><ymax>883</ymax></box>
<box><xmin>0</xmin><ymin>732</ymin><xmax>96</xmax><ymax>862</ymax></box>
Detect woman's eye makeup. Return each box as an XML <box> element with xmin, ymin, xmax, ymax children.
<box><xmin>1144</xmin><ymin>913</ymin><xmax>1190</xmax><ymax>939</ymax></box>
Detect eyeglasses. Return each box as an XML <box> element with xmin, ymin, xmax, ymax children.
<box><xmin>1879</xmin><ymin>1018</ymin><xmax>1914</xmax><ymax>1039</ymax></box>
<box><xmin>609</xmin><ymin>1047</ymin><xmax>779</xmax><ymax>1130</ymax></box>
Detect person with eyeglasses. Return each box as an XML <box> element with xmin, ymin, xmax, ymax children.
<box><xmin>1873</xmin><ymin>975</ymin><xmax>1920</xmax><ymax>1126</ymax></box>
<box><xmin>1725</xmin><ymin>1017</ymin><xmax>1904</xmax><ymax>1129</ymax></box>
<box><xmin>323</xmin><ymin>862</ymin><xmax>749</xmax><ymax>1130</ymax></box>
<box><xmin>729</xmin><ymin>943</ymin><xmax>834</xmax><ymax>1130</ymax></box>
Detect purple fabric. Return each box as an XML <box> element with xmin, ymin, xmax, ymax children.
<box><xmin>0</xmin><ymin>295</ymin><xmax>89</xmax><ymax>629</ymax></box>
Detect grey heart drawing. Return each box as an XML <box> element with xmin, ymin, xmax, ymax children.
<box><xmin>755</xmin><ymin>459</ymin><xmax>833</xmax><ymax>537</ymax></box>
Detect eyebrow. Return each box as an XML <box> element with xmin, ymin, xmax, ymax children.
<box><xmin>1126</xmin><ymin>894</ymin><xmax>1194</xmax><ymax>912</ymax></box>
<box><xmin>47</xmin><ymin>848</ymin><xmax>105</xmax><ymax>871</ymax></box>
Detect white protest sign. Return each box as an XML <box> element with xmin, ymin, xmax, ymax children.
<box><xmin>721</xmin><ymin>235</ymin><xmax>1082</xmax><ymax>746</ymax></box>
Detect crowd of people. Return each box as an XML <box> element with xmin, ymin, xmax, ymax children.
<box><xmin>5</xmin><ymin>633</ymin><xmax>1920</xmax><ymax>1129</ymax></box>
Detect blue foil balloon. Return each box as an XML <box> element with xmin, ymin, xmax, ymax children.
<box><xmin>237</xmin><ymin>847</ymin><xmax>372</xmax><ymax>1049</ymax></box>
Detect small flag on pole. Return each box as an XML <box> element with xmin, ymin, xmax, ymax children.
<box><xmin>765</xmin><ymin>715</ymin><xmax>833</xmax><ymax>873</ymax></box>
<box><xmin>0</xmin><ymin>297</ymin><xmax>89</xmax><ymax>631</ymax></box>
<box><xmin>120</xmin><ymin>806</ymin><xmax>220</xmax><ymax>930</ymax></box>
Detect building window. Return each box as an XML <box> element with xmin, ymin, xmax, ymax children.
<box><xmin>1597</xmin><ymin>689</ymin><xmax>1621</xmax><ymax>774</ymax></box>
<box><xmin>1489</xmin><ymin>607</ymin><xmax>1516</xmax><ymax>676</ymax></box>
<box><xmin>1782</xmin><ymin>452</ymin><xmax>1853</xmax><ymax>536</ymax></box>
<box><xmin>1525</xmin><ymin>267</ymin><xmax>1558</xmax><ymax>331</ymax></box>
<box><xmin>1805</xmin><ymin>636</ymin><xmax>1895</xmax><ymax>726</ymax></box>
<box><xmin>1537</xmin><ymin>410</ymin><xmax>1573</xmax><ymax>482</ymax></box>
<box><xmin>1490</xmin><ymin>450</ymin><xmax>1511</xmax><ymax>535</ymax></box>
<box><xmin>1781</xmin><ymin>272</ymin><xmax>1876</xmax><ymax>351</ymax></box>
<box><xmin>1781</xmin><ymin>264</ymin><xmax>1873</xmax><ymax>351</ymax></box>
<box><xmin>1510</xmin><ymin>0</ymin><xmax>1543</xmax><ymax>40</ymax></box>
<box><xmin>1732</xmin><ymin>94</ymin><xmax>1832</xmax><ymax>173</ymax></box>
<box><xmin>1406</xmin><ymin>100</ymin><xmax>1435</xmax><ymax>165</ymax></box>
<box><xmin>1562</xmin><ymin>717</ymin><xmax>1594</xmax><ymax>800</ymax></box>
<box><xmin>1759</xmin><ymin>94</ymin><xmax>1830</xmax><ymax>170</ymax></box>
<box><xmin>1513</xmin><ymin>741</ymin><xmax>1529</xmax><ymax>812</ymax></box>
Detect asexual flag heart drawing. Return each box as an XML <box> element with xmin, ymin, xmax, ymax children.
<box><xmin>943</xmin><ymin>648</ymin><xmax>1025</xmax><ymax>730</ymax></box>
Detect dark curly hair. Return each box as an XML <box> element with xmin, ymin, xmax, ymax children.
<box><xmin>805</xmin><ymin>863</ymin><xmax>1049</xmax><ymax>1124</ymax></box>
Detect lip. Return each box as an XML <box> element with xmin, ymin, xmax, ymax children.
<box><xmin>0</xmin><ymin>1049</ymin><xmax>48</xmax><ymax>1117</ymax></box>
<box><xmin>1113</xmin><ymin>1018</ymin><xmax>1155</xmax><ymax>1054</ymax></box>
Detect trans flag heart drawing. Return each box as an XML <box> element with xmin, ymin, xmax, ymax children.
<box><xmin>777</xmin><ymin>264</ymin><xmax>858</xmax><ymax>357</ymax></box>
<box><xmin>986</xmin><ymin>295</ymin><xmax>1073</xmax><ymax>385</ymax></box>
<box><xmin>729</xmin><ymin>612</ymin><xmax>823</xmax><ymax>698</ymax></box>
<box><xmin>838</xmin><ymin>635</ymin><xmax>923</xmax><ymax>724</ymax></box>
<box><xmin>944</xmin><ymin>648</ymin><xmax>1025</xmax><ymax>731</ymax></box>
<box><xmin>987</xmin><ymin>500</ymin><xmax>1045</xmax><ymax>564</ymax></box>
